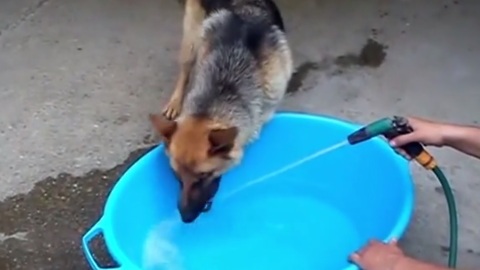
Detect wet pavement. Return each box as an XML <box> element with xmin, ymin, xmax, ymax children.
<box><xmin>0</xmin><ymin>147</ymin><xmax>153</xmax><ymax>269</ymax></box>
<box><xmin>1</xmin><ymin>0</ymin><xmax>480</xmax><ymax>269</ymax></box>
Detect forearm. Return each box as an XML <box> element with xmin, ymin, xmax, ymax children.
<box><xmin>395</xmin><ymin>257</ymin><xmax>451</xmax><ymax>270</ymax></box>
<box><xmin>442</xmin><ymin>124</ymin><xmax>480</xmax><ymax>159</ymax></box>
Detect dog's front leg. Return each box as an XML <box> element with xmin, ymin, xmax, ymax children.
<box><xmin>163</xmin><ymin>0</ymin><xmax>205</xmax><ymax>120</ymax></box>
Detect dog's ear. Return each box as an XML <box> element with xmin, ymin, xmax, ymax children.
<box><xmin>149</xmin><ymin>113</ymin><xmax>177</xmax><ymax>142</ymax></box>
<box><xmin>208</xmin><ymin>126</ymin><xmax>238</xmax><ymax>156</ymax></box>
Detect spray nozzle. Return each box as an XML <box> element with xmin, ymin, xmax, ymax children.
<box><xmin>347</xmin><ymin>116</ymin><xmax>435</xmax><ymax>168</ymax></box>
<box><xmin>347</xmin><ymin>117</ymin><xmax>396</xmax><ymax>144</ymax></box>
<box><xmin>347</xmin><ymin>116</ymin><xmax>416</xmax><ymax>145</ymax></box>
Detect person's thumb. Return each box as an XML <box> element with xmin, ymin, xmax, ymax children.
<box><xmin>389</xmin><ymin>132</ymin><xmax>420</xmax><ymax>147</ymax></box>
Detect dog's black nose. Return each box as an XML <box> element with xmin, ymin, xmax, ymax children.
<box><xmin>180</xmin><ymin>213</ymin><xmax>197</xmax><ymax>223</ymax></box>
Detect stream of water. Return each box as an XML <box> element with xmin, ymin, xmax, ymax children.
<box><xmin>220</xmin><ymin>140</ymin><xmax>349</xmax><ymax>200</ymax></box>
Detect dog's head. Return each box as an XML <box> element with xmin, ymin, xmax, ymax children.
<box><xmin>150</xmin><ymin>114</ymin><xmax>240</xmax><ymax>223</ymax></box>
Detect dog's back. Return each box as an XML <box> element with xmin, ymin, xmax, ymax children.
<box><xmin>180</xmin><ymin>0</ymin><xmax>293</xmax><ymax>145</ymax></box>
<box><xmin>200</xmin><ymin>0</ymin><xmax>285</xmax><ymax>31</ymax></box>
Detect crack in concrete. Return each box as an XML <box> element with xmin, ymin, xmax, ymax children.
<box><xmin>0</xmin><ymin>232</ymin><xmax>28</xmax><ymax>243</ymax></box>
<box><xmin>0</xmin><ymin>0</ymin><xmax>51</xmax><ymax>37</ymax></box>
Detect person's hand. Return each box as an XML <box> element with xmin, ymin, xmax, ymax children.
<box><xmin>349</xmin><ymin>239</ymin><xmax>406</xmax><ymax>270</ymax></box>
<box><xmin>387</xmin><ymin>117</ymin><xmax>450</xmax><ymax>160</ymax></box>
<box><xmin>389</xmin><ymin>117</ymin><xmax>448</xmax><ymax>147</ymax></box>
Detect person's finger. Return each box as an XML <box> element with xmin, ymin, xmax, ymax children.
<box><xmin>389</xmin><ymin>132</ymin><xmax>421</xmax><ymax>147</ymax></box>
<box><xmin>389</xmin><ymin>238</ymin><xmax>398</xmax><ymax>245</ymax></box>
<box><xmin>349</xmin><ymin>253</ymin><xmax>361</xmax><ymax>264</ymax></box>
<box><xmin>354</xmin><ymin>242</ymin><xmax>371</xmax><ymax>256</ymax></box>
<box><xmin>355</xmin><ymin>247</ymin><xmax>366</xmax><ymax>256</ymax></box>
<box><xmin>406</xmin><ymin>116</ymin><xmax>428</xmax><ymax>130</ymax></box>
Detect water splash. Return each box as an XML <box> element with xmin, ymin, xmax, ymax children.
<box><xmin>142</xmin><ymin>218</ymin><xmax>185</xmax><ymax>270</ymax></box>
<box><xmin>220</xmin><ymin>140</ymin><xmax>349</xmax><ymax>199</ymax></box>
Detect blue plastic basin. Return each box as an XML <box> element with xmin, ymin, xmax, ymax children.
<box><xmin>82</xmin><ymin>112</ymin><xmax>414</xmax><ymax>270</ymax></box>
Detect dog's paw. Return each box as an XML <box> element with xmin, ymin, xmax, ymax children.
<box><xmin>162</xmin><ymin>97</ymin><xmax>182</xmax><ymax>120</ymax></box>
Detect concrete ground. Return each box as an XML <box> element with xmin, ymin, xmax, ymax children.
<box><xmin>1</xmin><ymin>0</ymin><xmax>479</xmax><ymax>269</ymax></box>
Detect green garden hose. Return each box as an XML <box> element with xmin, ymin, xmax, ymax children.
<box><xmin>432</xmin><ymin>165</ymin><xmax>458</xmax><ymax>268</ymax></box>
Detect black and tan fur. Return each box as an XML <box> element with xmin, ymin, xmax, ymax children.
<box><xmin>150</xmin><ymin>0</ymin><xmax>293</xmax><ymax>223</ymax></box>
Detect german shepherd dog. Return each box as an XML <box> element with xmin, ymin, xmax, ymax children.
<box><xmin>150</xmin><ymin>0</ymin><xmax>292</xmax><ymax>223</ymax></box>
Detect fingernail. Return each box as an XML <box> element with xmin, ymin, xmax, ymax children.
<box><xmin>390</xmin><ymin>141</ymin><xmax>397</xmax><ymax>147</ymax></box>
